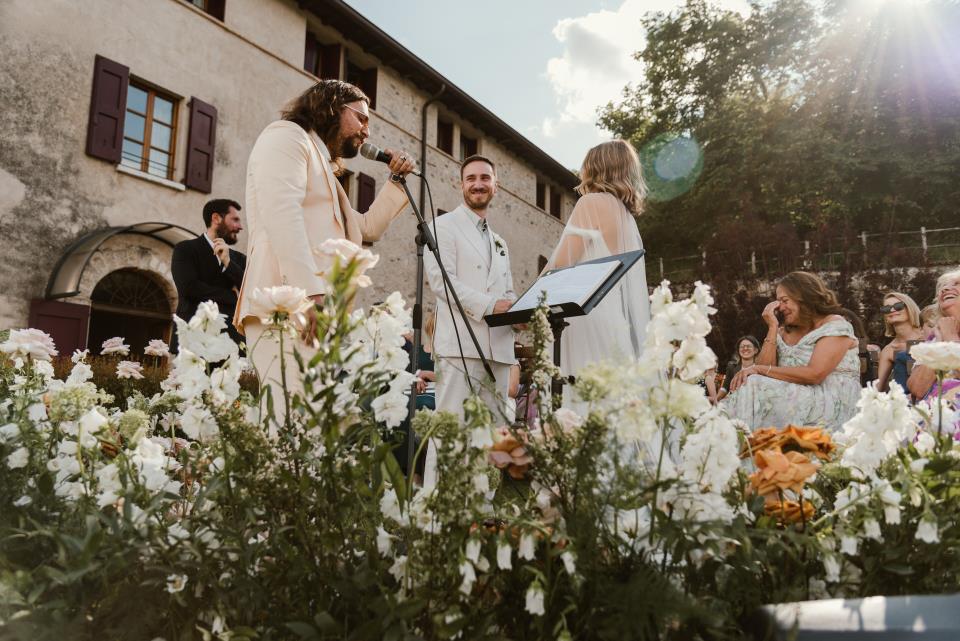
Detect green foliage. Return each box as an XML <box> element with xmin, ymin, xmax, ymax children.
<box><xmin>601</xmin><ymin>0</ymin><xmax>960</xmax><ymax>263</ymax></box>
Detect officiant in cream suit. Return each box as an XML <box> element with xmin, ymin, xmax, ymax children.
<box><xmin>423</xmin><ymin>155</ymin><xmax>517</xmax><ymax>482</ymax></box>
<box><xmin>234</xmin><ymin>80</ymin><xmax>416</xmax><ymax>402</ymax></box>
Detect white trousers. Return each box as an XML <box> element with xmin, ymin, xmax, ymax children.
<box><xmin>424</xmin><ymin>356</ymin><xmax>513</xmax><ymax>487</ymax></box>
<box><xmin>243</xmin><ymin>319</ymin><xmax>318</xmax><ymax>436</ymax></box>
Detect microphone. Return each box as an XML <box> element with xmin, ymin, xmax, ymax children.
<box><xmin>360</xmin><ymin>142</ymin><xmax>421</xmax><ymax>177</ymax></box>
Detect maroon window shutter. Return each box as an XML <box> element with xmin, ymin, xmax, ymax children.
<box><xmin>28</xmin><ymin>299</ymin><xmax>91</xmax><ymax>355</ymax></box>
<box><xmin>85</xmin><ymin>55</ymin><xmax>129</xmax><ymax>163</ymax></box>
<box><xmin>206</xmin><ymin>0</ymin><xmax>225</xmax><ymax>20</ymax></box>
<box><xmin>362</xmin><ymin>67</ymin><xmax>378</xmax><ymax>109</ymax></box>
<box><xmin>319</xmin><ymin>44</ymin><xmax>342</xmax><ymax>80</ymax></box>
<box><xmin>184</xmin><ymin>97</ymin><xmax>218</xmax><ymax>193</ymax></box>
<box><xmin>357</xmin><ymin>173</ymin><xmax>376</xmax><ymax>213</ymax></box>
<box><xmin>304</xmin><ymin>31</ymin><xmax>319</xmax><ymax>75</ymax></box>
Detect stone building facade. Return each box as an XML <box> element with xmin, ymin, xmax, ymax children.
<box><xmin>0</xmin><ymin>0</ymin><xmax>578</xmax><ymax>354</ymax></box>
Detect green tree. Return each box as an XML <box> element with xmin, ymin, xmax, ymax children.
<box><xmin>601</xmin><ymin>0</ymin><xmax>960</xmax><ymax>266</ymax></box>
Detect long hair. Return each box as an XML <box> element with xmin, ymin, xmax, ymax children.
<box><xmin>575</xmin><ymin>139</ymin><xmax>647</xmax><ymax>216</ymax></box>
<box><xmin>777</xmin><ymin>271</ymin><xmax>845</xmax><ymax>326</ymax></box>
<box><xmin>881</xmin><ymin>291</ymin><xmax>921</xmax><ymax>337</ymax></box>
<box><xmin>280</xmin><ymin>80</ymin><xmax>368</xmax><ymax>156</ymax></box>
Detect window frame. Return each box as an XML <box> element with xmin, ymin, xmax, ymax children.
<box><xmin>121</xmin><ymin>81</ymin><xmax>180</xmax><ymax>181</ymax></box>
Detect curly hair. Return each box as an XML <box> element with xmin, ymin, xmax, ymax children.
<box><xmin>777</xmin><ymin>271</ymin><xmax>845</xmax><ymax>325</ymax></box>
<box><xmin>280</xmin><ymin>80</ymin><xmax>368</xmax><ymax>154</ymax></box>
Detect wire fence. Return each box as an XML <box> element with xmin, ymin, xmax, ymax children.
<box><xmin>652</xmin><ymin>226</ymin><xmax>960</xmax><ymax>283</ymax></box>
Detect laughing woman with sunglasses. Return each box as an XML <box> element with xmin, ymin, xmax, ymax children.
<box><xmin>875</xmin><ymin>292</ymin><xmax>924</xmax><ymax>394</ymax></box>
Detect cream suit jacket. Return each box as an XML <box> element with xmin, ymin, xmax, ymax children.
<box><xmin>424</xmin><ymin>205</ymin><xmax>516</xmax><ymax>364</ymax></box>
<box><xmin>234</xmin><ymin>120</ymin><xmax>408</xmax><ymax>331</ymax></box>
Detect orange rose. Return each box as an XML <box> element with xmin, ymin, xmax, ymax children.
<box><xmin>741</xmin><ymin>425</ymin><xmax>835</xmax><ymax>462</ymax></box>
<box><xmin>764</xmin><ymin>497</ymin><xmax>815</xmax><ymax>524</ymax></box>
<box><xmin>488</xmin><ymin>427</ymin><xmax>533</xmax><ymax>480</ymax></box>
<box><xmin>778</xmin><ymin>425</ymin><xmax>835</xmax><ymax>461</ymax></box>
<box><xmin>741</xmin><ymin>427</ymin><xmax>780</xmax><ymax>458</ymax></box>
<box><xmin>749</xmin><ymin>448</ymin><xmax>820</xmax><ymax>496</ymax></box>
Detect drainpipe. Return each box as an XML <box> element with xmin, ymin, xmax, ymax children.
<box><xmin>419</xmin><ymin>84</ymin><xmax>446</xmax><ymax>214</ymax></box>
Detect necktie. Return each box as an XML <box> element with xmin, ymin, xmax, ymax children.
<box><xmin>478</xmin><ymin>219</ymin><xmax>491</xmax><ymax>262</ymax></box>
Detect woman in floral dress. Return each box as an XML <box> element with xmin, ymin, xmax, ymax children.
<box><xmin>723</xmin><ymin>272</ymin><xmax>861</xmax><ymax>431</ymax></box>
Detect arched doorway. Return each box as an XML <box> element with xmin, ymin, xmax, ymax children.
<box><xmin>88</xmin><ymin>268</ymin><xmax>172</xmax><ymax>355</ymax></box>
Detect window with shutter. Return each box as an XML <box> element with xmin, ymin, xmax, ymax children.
<box><xmin>357</xmin><ymin>173</ymin><xmax>376</xmax><ymax>213</ymax></box>
<box><xmin>437</xmin><ymin>118</ymin><xmax>454</xmax><ymax>155</ymax></box>
<box><xmin>535</xmin><ymin>179</ymin><xmax>546</xmax><ymax>210</ymax></box>
<box><xmin>538</xmin><ymin>255</ymin><xmax>548</xmax><ymax>273</ymax></box>
<box><xmin>345</xmin><ymin>56</ymin><xmax>377</xmax><ymax>109</ymax></box>
<box><xmin>319</xmin><ymin>44</ymin><xmax>343</xmax><ymax>80</ymax></box>
<box><xmin>86</xmin><ymin>55</ymin><xmax>130</xmax><ymax>163</ymax></box>
<box><xmin>121</xmin><ymin>82</ymin><xmax>179</xmax><ymax>180</ymax></box>
<box><xmin>460</xmin><ymin>134</ymin><xmax>478</xmax><ymax>161</ymax></box>
<box><xmin>190</xmin><ymin>0</ymin><xmax>225</xmax><ymax>20</ymax></box>
<box><xmin>184</xmin><ymin>97</ymin><xmax>218</xmax><ymax>193</ymax></box>
<box><xmin>549</xmin><ymin>190</ymin><xmax>561</xmax><ymax>219</ymax></box>
<box><xmin>304</xmin><ymin>31</ymin><xmax>319</xmax><ymax>76</ymax></box>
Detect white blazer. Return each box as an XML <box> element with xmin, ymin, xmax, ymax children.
<box><xmin>424</xmin><ymin>205</ymin><xmax>516</xmax><ymax>364</ymax></box>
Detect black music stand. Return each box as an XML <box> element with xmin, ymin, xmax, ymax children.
<box><xmin>485</xmin><ymin>250</ymin><xmax>645</xmax><ymax>405</ymax></box>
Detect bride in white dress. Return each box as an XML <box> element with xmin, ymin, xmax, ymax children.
<box><xmin>543</xmin><ymin>140</ymin><xmax>650</xmax><ymax>384</ymax></box>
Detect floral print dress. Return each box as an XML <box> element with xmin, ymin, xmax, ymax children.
<box><xmin>723</xmin><ymin>319</ymin><xmax>861</xmax><ymax>431</ymax></box>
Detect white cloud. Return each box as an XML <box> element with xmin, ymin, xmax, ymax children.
<box><xmin>543</xmin><ymin>0</ymin><xmax>751</xmax><ymax>141</ymax></box>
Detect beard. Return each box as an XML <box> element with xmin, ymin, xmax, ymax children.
<box><xmin>464</xmin><ymin>189</ymin><xmax>493</xmax><ymax>210</ymax></box>
<box><xmin>215</xmin><ymin>221</ymin><xmax>239</xmax><ymax>245</ymax></box>
<box><xmin>329</xmin><ymin>125</ymin><xmax>363</xmax><ymax>159</ymax></box>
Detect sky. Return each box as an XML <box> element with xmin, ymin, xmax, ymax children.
<box><xmin>344</xmin><ymin>0</ymin><xmax>749</xmax><ymax>169</ymax></box>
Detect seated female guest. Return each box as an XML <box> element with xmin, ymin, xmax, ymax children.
<box><xmin>875</xmin><ymin>292</ymin><xmax>924</xmax><ymax>394</ymax></box>
<box><xmin>723</xmin><ymin>272</ymin><xmax>861</xmax><ymax>431</ymax></box>
<box><xmin>716</xmin><ymin>336</ymin><xmax>760</xmax><ymax>402</ymax></box>
<box><xmin>907</xmin><ymin>269</ymin><xmax>960</xmax><ymax>404</ymax></box>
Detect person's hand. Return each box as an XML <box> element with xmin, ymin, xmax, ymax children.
<box><xmin>493</xmin><ymin>299</ymin><xmax>513</xmax><ymax>314</ymax></box>
<box><xmin>212</xmin><ymin>238</ymin><xmax>230</xmax><ymax>267</ymax></box>
<box><xmin>299</xmin><ymin>295</ymin><xmax>323</xmax><ymax>345</ymax></box>
<box><xmin>761</xmin><ymin>301</ymin><xmax>780</xmax><ymax>329</ymax></box>
<box><xmin>708</xmin><ymin>394</ymin><xmax>718</xmax><ymax>406</ymax></box>
<box><xmin>385</xmin><ymin>149</ymin><xmax>417</xmax><ymax>178</ymax></box>
<box><xmin>935</xmin><ymin>316</ymin><xmax>960</xmax><ymax>342</ymax></box>
<box><xmin>729</xmin><ymin>365</ymin><xmax>760</xmax><ymax>392</ymax></box>
<box><xmin>416</xmin><ymin>379</ymin><xmax>427</xmax><ymax>394</ymax></box>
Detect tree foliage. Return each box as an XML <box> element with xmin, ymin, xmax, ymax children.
<box><xmin>601</xmin><ymin>0</ymin><xmax>960</xmax><ymax>261</ymax></box>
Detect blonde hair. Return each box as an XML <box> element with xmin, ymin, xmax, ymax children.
<box><xmin>423</xmin><ymin>310</ymin><xmax>436</xmax><ymax>352</ymax></box>
<box><xmin>575</xmin><ymin>140</ymin><xmax>647</xmax><ymax>216</ymax></box>
<box><xmin>921</xmin><ymin>303</ymin><xmax>940</xmax><ymax>328</ymax></box>
<box><xmin>881</xmin><ymin>291</ymin><xmax>921</xmax><ymax>337</ymax></box>
<box><xmin>936</xmin><ymin>268</ymin><xmax>960</xmax><ymax>305</ymax></box>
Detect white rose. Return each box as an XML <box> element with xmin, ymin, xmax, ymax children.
<box><xmin>0</xmin><ymin>423</ymin><xmax>20</xmax><ymax>444</ymax></box>
<box><xmin>0</xmin><ymin>328</ymin><xmax>58</xmax><ymax>361</ymax></box>
<box><xmin>100</xmin><ymin>336</ymin><xmax>130</xmax><ymax>356</ymax></box>
<box><xmin>313</xmin><ymin>239</ymin><xmax>380</xmax><ymax>287</ymax></box>
<box><xmin>144</xmin><ymin>339</ymin><xmax>170</xmax><ymax>357</ymax></box>
<box><xmin>116</xmin><ymin>360</ymin><xmax>145</xmax><ymax>380</ymax></box>
<box><xmin>910</xmin><ymin>341</ymin><xmax>960</xmax><ymax>372</ymax></box>
<box><xmin>248</xmin><ymin>286</ymin><xmax>313</xmax><ymax>324</ymax></box>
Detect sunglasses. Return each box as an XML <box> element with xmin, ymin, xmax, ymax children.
<box><xmin>880</xmin><ymin>302</ymin><xmax>906</xmax><ymax>314</ymax></box>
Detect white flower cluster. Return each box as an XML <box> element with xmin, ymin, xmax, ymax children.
<box><xmin>349</xmin><ymin>292</ymin><xmax>416</xmax><ymax>428</ymax></box>
<box><xmin>837</xmin><ymin>384</ymin><xmax>918</xmax><ymax>478</ymax></box>
<box><xmin>910</xmin><ymin>341</ymin><xmax>960</xmax><ymax>373</ymax></box>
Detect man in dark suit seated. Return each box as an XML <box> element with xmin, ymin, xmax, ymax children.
<box><xmin>171</xmin><ymin>198</ymin><xmax>247</xmax><ymax>351</ymax></box>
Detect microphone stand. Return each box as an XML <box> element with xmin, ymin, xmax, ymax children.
<box><xmin>398</xmin><ymin>176</ymin><xmax>496</xmax><ymax>481</ymax></box>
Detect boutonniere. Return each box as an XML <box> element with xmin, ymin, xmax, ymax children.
<box><xmin>493</xmin><ymin>237</ymin><xmax>506</xmax><ymax>257</ymax></box>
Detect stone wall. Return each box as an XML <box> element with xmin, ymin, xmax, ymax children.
<box><xmin>0</xmin><ymin>0</ymin><xmax>571</xmax><ymax>334</ymax></box>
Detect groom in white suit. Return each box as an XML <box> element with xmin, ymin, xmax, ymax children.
<box><xmin>425</xmin><ymin>155</ymin><xmax>517</xmax><ymax>430</ymax></box>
